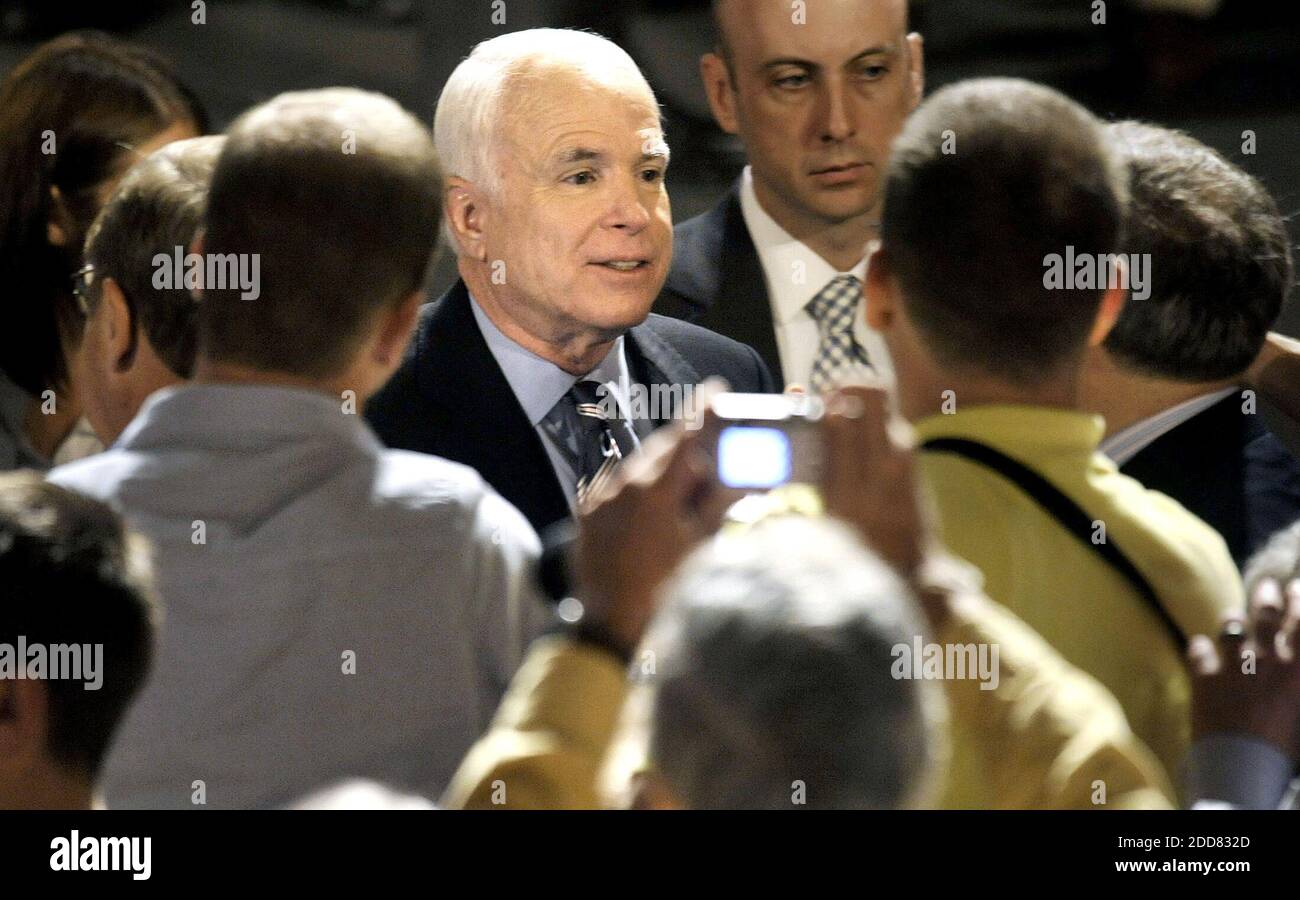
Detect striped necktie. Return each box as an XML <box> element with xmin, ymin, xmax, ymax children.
<box><xmin>565</xmin><ymin>380</ymin><xmax>636</xmax><ymax>505</ymax></box>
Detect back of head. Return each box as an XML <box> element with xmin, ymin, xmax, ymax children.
<box><xmin>1102</xmin><ymin>121</ymin><xmax>1293</xmax><ymax>382</ymax></box>
<box><xmin>646</xmin><ymin>517</ymin><xmax>943</xmax><ymax>809</ymax></box>
<box><xmin>0</xmin><ymin>471</ymin><xmax>154</xmax><ymax>780</ymax></box>
<box><xmin>84</xmin><ymin>135</ymin><xmax>225</xmax><ymax>378</ymax></box>
<box><xmin>0</xmin><ymin>30</ymin><xmax>205</xmax><ymax>396</ymax></box>
<box><xmin>880</xmin><ymin>78</ymin><xmax>1128</xmax><ymax>384</ymax></box>
<box><xmin>200</xmin><ymin>88</ymin><xmax>441</xmax><ymax>378</ymax></box>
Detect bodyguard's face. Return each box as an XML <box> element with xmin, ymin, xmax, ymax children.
<box><xmin>708</xmin><ymin>0</ymin><xmax>921</xmax><ymax>230</ymax></box>
<box><xmin>482</xmin><ymin>71</ymin><xmax>672</xmax><ymax>341</ymax></box>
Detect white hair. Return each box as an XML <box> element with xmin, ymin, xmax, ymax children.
<box><xmin>433</xmin><ymin>28</ymin><xmax>658</xmax><ymax>252</ymax></box>
<box><xmin>1243</xmin><ymin>519</ymin><xmax>1300</xmax><ymax>597</ymax></box>
<box><xmin>644</xmin><ymin>516</ymin><xmax>946</xmax><ymax>810</ymax></box>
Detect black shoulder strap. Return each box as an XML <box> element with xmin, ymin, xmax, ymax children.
<box><xmin>920</xmin><ymin>436</ymin><xmax>1187</xmax><ymax>650</ymax></box>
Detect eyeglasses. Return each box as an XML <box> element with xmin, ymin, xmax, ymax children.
<box><xmin>71</xmin><ymin>264</ymin><xmax>97</xmax><ymax>317</ymax></box>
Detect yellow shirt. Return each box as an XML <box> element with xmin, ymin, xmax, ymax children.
<box><xmin>936</xmin><ymin>585</ymin><xmax>1173</xmax><ymax>809</ymax></box>
<box><xmin>443</xmin><ymin>636</ymin><xmax>627</xmax><ymax>810</ymax></box>
<box><xmin>445</xmin><ymin>597</ymin><xmax>1175</xmax><ymax>810</ymax></box>
<box><xmin>914</xmin><ymin>404</ymin><xmax>1243</xmax><ymax>785</ymax></box>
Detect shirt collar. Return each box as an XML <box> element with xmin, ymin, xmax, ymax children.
<box><xmin>738</xmin><ymin>165</ymin><xmax>868</xmax><ymax>324</ymax></box>
<box><xmin>1100</xmin><ymin>386</ymin><xmax>1240</xmax><ymax>466</ymax></box>
<box><xmin>115</xmin><ymin>382</ymin><xmax>381</xmax><ymax>453</ymax></box>
<box><xmin>913</xmin><ymin>404</ymin><xmax>1107</xmax><ymax>457</ymax></box>
<box><xmin>469</xmin><ymin>292</ymin><xmax>630</xmax><ymax>426</ymax></box>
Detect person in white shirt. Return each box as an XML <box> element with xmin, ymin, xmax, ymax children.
<box><xmin>653</xmin><ymin>0</ymin><xmax>922</xmax><ymax>390</ymax></box>
<box><xmin>50</xmin><ymin>88</ymin><xmax>550</xmax><ymax>808</ymax></box>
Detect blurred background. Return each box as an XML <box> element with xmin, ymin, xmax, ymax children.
<box><xmin>2</xmin><ymin>0</ymin><xmax>1297</xmax><ymax>335</ymax></box>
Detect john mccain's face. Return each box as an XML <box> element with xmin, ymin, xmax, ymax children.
<box><xmin>482</xmin><ymin>70</ymin><xmax>673</xmax><ymax>344</ymax></box>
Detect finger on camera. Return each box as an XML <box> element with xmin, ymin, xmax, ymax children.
<box><xmin>1187</xmin><ymin>633</ymin><xmax>1221</xmax><ymax>678</ymax></box>
<box><xmin>1250</xmin><ymin>576</ymin><xmax>1286</xmax><ymax>655</ymax></box>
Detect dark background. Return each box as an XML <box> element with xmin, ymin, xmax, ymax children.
<box><xmin>2</xmin><ymin>0</ymin><xmax>1296</xmax><ymax>335</ymax></box>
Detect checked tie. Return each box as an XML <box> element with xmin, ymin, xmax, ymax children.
<box><xmin>807</xmin><ymin>274</ymin><xmax>871</xmax><ymax>394</ymax></box>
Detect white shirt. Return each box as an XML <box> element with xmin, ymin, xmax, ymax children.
<box><xmin>1100</xmin><ymin>386</ymin><xmax>1241</xmax><ymax>466</ymax></box>
<box><xmin>737</xmin><ymin>166</ymin><xmax>894</xmax><ymax>390</ymax></box>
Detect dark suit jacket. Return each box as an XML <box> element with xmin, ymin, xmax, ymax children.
<box><xmin>653</xmin><ymin>181</ymin><xmax>786</xmax><ymax>385</ymax></box>
<box><xmin>1120</xmin><ymin>394</ymin><xmax>1300</xmax><ymax>569</ymax></box>
<box><xmin>366</xmin><ymin>280</ymin><xmax>777</xmax><ymax>534</ymax></box>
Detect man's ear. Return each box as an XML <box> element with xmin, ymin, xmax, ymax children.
<box><xmin>1088</xmin><ymin>284</ymin><xmax>1127</xmax><ymax>348</ymax></box>
<box><xmin>906</xmin><ymin>32</ymin><xmax>925</xmax><ymax>110</ymax></box>
<box><xmin>700</xmin><ymin>52</ymin><xmax>740</xmax><ymax>135</ymax></box>
<box><xmin>100</xmin><ymin>278</ymin><xmax>136</xmax><ymax>373</ymax></box>
<box><xmin>865</xmin><ymin>243</ymin><xmax>897</xmax><ymax>332</ymax></box>
<box><xmin>374</xmin><ymin>290</ymin><xmax>421</xmax><ymax>369</ymax></box>
<box><xmin>0</xmin><ymin>678</ymin><xmax>49</xmax><ymax>774</ymax></box>
<box><xmin>445</xmin><ymin>177</ymin><xmax>488</xmax><ymax>261</ymax></box>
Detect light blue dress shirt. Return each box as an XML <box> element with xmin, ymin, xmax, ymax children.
<box><xmin>469</xmin><ymin>294</ymin><xmax>644</xmax><ymax>507</ymax></box>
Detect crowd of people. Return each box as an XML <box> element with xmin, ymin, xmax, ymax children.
<box><xmin>2</xmin><ymin>0</ymin><xmax>1299</xmax><ymax>811</ymax></box>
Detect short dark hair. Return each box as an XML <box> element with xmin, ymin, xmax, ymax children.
<box><xmin>84</xmin><ymin>136</ymin><xmax>224</xmax><ymax>378</ymax></box>
<box><xmin>879</xmin><ymin>78</ymin><xmax>1128</xmax><ymax>384</ymax></box>
<box><xmin>0</xmin><ymin>471</ymin><xmax>154</xmax><ymax>777</ymax></box>
<box><xmin>199</xmin><ymin>88</ymin><xmax>441</xmax><ymax>378</ymax></box>
<box><xmin>1102</xmin><ymin>121</ymin><xmax>1294</xmax><ymax>381</ymax></box>
<box><xmin>0</xmin><ymin>31</ymin><xmax>205</xmax><ymax>397</ymax></box>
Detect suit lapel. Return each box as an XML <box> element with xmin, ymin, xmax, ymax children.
<box><xmin>695</xmin><ymin>184</ymin><xmax>785</xmax><ymax>386</ymax></box>
<box><xmin>417</xmin><ymin>282</ymin><xmax>570</xmax><ymax>531</ymax></box>
<box><xmin>625</xmin><ymin>324</ymin><xmax>703</xmax><ymax>429</ymax></box>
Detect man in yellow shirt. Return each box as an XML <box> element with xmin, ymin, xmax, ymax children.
<box><xmin>445</xmin><ymin>387</ymin><xmax>1175</xmax><ymax>810</ymax></box>
<box><xmin>863</xmin><ymin>78</ymin><xmax>1243</xmax><ymax>786</ymax></box>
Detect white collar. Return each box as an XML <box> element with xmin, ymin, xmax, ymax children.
<box><xmin>737</xmin><ymin>166</ymin><xmax>868</xmax><ymax>324</ymax></box>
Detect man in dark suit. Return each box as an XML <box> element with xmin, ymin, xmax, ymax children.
<box><xmin>367</xmin><ymin>29</ymin><xmax>774</xmax><ymax>535</ymax></box>
<box><xmin>654</xmin><ymin>0</ymin><xmax>923</xmax><ymax>390</ymax></box>
<box><xmin>1083</xmin><ymin>122</ymin><xmax>1300</xmax><ymax>568</ymax></box>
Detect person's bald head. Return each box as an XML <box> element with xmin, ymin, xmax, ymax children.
<box><xmin>701</xmin><ymin>0</ymin><xmax>922</xmax><ymax>237</ymax></box>
<box><xmin>711</xmin><ymin>0</ymin><xmax>911</xmax><ymax>75</ymax></box>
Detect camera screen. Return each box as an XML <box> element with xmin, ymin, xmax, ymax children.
<box><xmin>717</xmin><ymin>425</ymin><xmax>792</xmax><ymax>489</ymax></box>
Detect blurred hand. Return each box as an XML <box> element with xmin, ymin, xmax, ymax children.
<box><xmin>573</xmin><ymin>405</ymin><xmax>730</xmax><ymax>656</ymax></box>
<box><xmin>1189</xmin><ymin>573</ymin><xmax>1300</xmax><ymax>761</ymax></box>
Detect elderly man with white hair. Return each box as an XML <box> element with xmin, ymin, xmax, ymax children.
<box><xmin>639</xmin><ymin>515</ymin><xmax>945</xmax><ymax>809</ymax></box>
<box><xmin>366</xmin><ymin>28</ymin><xmax>776</xmax><ymax>535</ymax></box>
